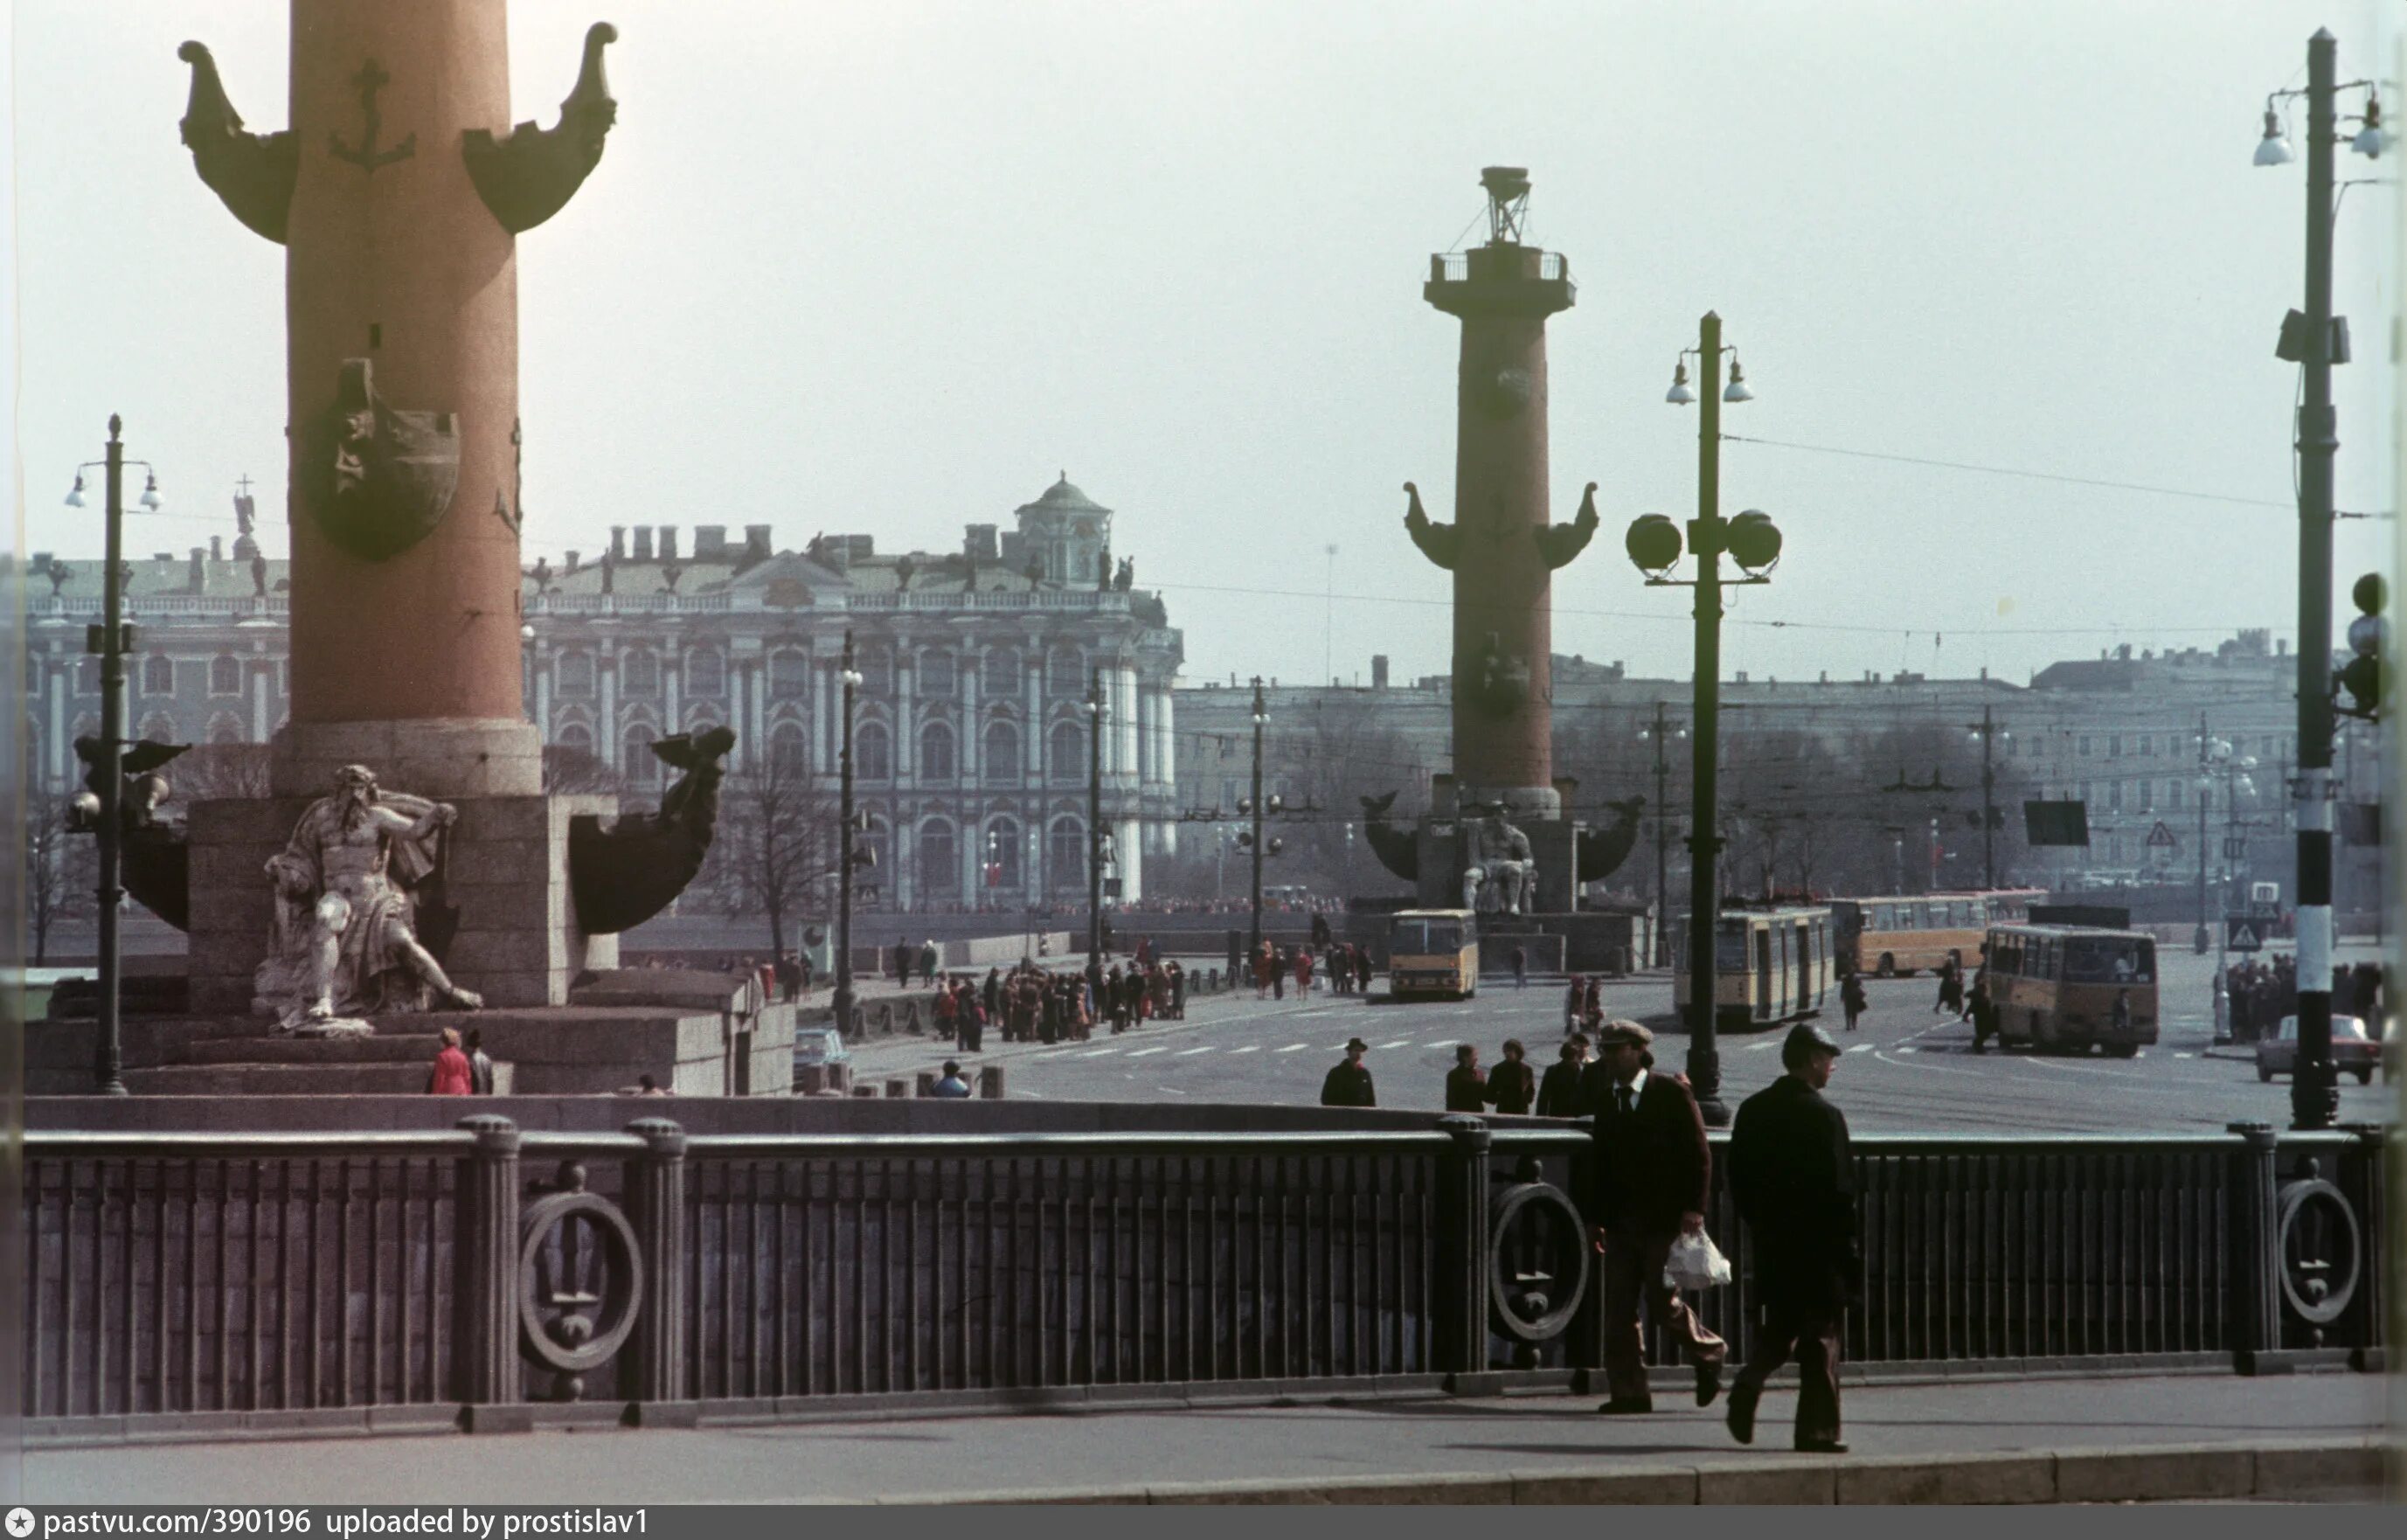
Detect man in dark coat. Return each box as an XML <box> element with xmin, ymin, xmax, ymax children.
<box><xmin>1583</xmin><ymin>1020</ymin><xmax>1725</xmax><ymax>1413</ymax></box>
<box><xmin>1444</xmin><ymin>1044</ymin><xmax>1488</xmax><ymax>1111</ymax></box>
<box><xmin>1319</xmin><ymin>1037</ymin><xmax>1376</xmax><ymax>1107</ymax></box>
<box><xmin>1536</xmin><ymin>1036</ymin><xmax>1588</xmax><ymax>1117</ymax></box>
<box><xmin>1485</xmin><ymin>1038</ymin><xmax>1536</xmax><ymax>1115</ymax></box>
<box><xmin>1725</xmin><ymin>1021</ymin><xmax>1856</xmax><ymax>1454</ymax></box>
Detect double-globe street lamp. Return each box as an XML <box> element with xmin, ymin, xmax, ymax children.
<box><xmin>1626</xmin><ymin>311</ymin><xmax>1779</xmax><ymax>1129</ymax></box>
<box><xmin>2251</xmin><ymin>30</ymin><xmax>2390</xmax><ymax>1127</ymax></box>
<box><xmin>1086</xmin><ymin>670</ymin><xmax>1107</xmax><ymax>975</ymax></box>
<box><xmin>1637</xmin><ymin>704</ymin><xmax>1687</xmax><ymax>967</ymax></box>
<box><xmin>1238</xmin><ymin>676</ymin><xmax>1285</xmax><ymax>970</ymax></box>
<box><xmin>64</xmin><ymin>415</ymin><xmax>166</xmax><ymax>1096</ymax></box>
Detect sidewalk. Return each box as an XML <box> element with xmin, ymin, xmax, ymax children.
<box><xmin>24</xmin><ymin>1370</ymin><xmax>2394</xmax><ymax>1505</ymax></box>
<box><xmin>839</xmin><ymin>975</ymin><xmax>1362</xmax><ymax>1076</ymax></box>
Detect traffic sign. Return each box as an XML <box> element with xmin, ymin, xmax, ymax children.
<box><xmin>2223</xmin><ymin>836</ymin><xmax>2247</xmax><ymax>860</ymax></box>
<box><xmin>2225</xmin><ymin>915</ymin><xmax>2264</xmax><ymax>953</ymax></box>
<box><xmin>2145</xmin><ymin>821</ymin><xmax>2177</xmax><ymax>849</ymax></box>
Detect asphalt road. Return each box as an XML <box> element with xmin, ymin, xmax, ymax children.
<box><xmin>858</xmin><ymin>943</ymin><xmax>2398</xmax><ymax>1134</ymax></box>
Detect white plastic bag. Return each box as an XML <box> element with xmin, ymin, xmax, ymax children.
<box><xmin>1663</xmin><ymin>1228</ymin><xmax>1732</xmax><ymax>1290</ymax></box>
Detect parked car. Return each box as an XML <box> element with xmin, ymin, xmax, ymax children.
<box><xmin>794</xmin><ymin>1026</ymin><xmax>850</xmax><ymax>1067</ymax></box>
<box><xmin>2255</xmin><ymin>1014</ymin><xmax>2378</xmax><ymax>1084</ymax></box>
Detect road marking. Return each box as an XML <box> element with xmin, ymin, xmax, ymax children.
<box><xmin>1127</xmin><ymin>1047</ymin><xmax>1169</xmax><ymax>1058</ymax></box>
<box><xmin>1176</xmin><ymin>1045</ymin><xmax>1217</xmax><ymax>1056</ymax></box>
<box><xmin>1160</xmin><ymin>1086</ymin><xmax>1187</xmax><ymax>1095</ymax></box>
<box><xmin>1230</xmin><ymin>1045</ymin><xmax>1260</xmax><ymax>1055</ymax></box>
<box><xmin>1746</xmin><ymin>1042</ymin><xmax>1780</xmax><ymax>1052</ymax></box>
<box><xmin>1079</xmin><ymin>1047</ymin><xmax>1119</xmax><ymax>1058</ymax></box>
<box><xmin>1895</xmin><ymin>1046</ymin><xmax>1918</xmax><ymax>1054</ymax></box>
<box><xmin>1848</xmin><ymin>1044</ymin><xmax>1873</xmax><ymax>1053</ymax></box>
<box><xmin>1380</xmin><ymin>1040</ymin><xmax>1412</xmax><ymax>1050</ymax></box>
<box><xmin>1424</xmin><ymin>1039</ymin><xmax>1457</xmax><ymax>1048</ymax></box>
<box><xmin>1278</xmin><ymin>1044</ymin><xmax>1309</xmax><ymax>1053</ymax></box>
<box><xmin>2174</xmin><ymin>1052</ymin><xmax>2195</xmax><ymax>1059</ymax></box>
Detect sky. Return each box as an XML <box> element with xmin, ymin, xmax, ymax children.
<box><xmin>10</xmin><ymin>0</ymin><xmax>2404</xmax><ymax>692</ymax></box>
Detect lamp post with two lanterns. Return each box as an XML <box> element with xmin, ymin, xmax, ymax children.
<box><xmin>2251</xmin><ymin>29</ymin><xmax>2391</xmax><ymax>1127</ymax></box>
<box><xmin>1626</xmin><ymin>312</ymin><xmax>1779</xmax><ymax>1129</ymax></box>
<box><xmin>1240</xmin><ymin>676</ymin><xmax>1285</xmax><ymax>968</ymax></box>
<box><xmin>832</xmin><ymin>632</ymin><xmax>866</xmax><ymax>1037</ymax></box>
<box><xmin>64</xmin><ymin>415</ymin><xmax>165</xmax><ymax>1096</ymax></box>
<box><xmin>1638</xmin><ymin>703</ymin><xmax>1686</xmax><ymax>967</ymax></box>
<box><xmin>1086</xmin><ymin>670</ymin><xmax>1107</xmax><ymax>974</ymax></box>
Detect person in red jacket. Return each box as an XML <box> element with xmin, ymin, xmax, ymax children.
<box><xmin>427</xmin><ymin>1026</ymin><xmax>473</xmax><ymax>1096</ymax></box>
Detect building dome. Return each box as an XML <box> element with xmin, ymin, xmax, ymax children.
<box><xmin>1016</xmin><ymin>473</ymin><xmax>1112</xmax><ymax>517</ymax></box>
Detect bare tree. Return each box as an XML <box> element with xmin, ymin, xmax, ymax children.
<box><xmin>709</xmin><ymin>747</ymin><xmax>838</xmax><ymax>961</ymax></box>
<box><xmin>24</xmin><ymin>792</ymin><xmax>94</xmax><ymax>966</ymax></box>
<box><xmin>543</xmin><ymin>745</ymin><xmax>621</xmax><ymax>794</ymax></box>
<box><xmin>173</xmin><ymin>741</ymin><xmax>271</xmax><ymax>801</ymax></box>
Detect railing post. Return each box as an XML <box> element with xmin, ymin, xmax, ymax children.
<box><xmin>454</xmin><ymin>1115</ymin><xmax>528</xmax><ymax>1428</ymax></box>
<box><xmin>2228</xmin><ymin>1121</ymin><xmax>2284</xmax><ymax>1374</ymax></box>
<box><xmin>621</xmin><ymin>1118</ymin><xmax>693</xmax><ymax>1421</ymax></box>
<box><xmin>1433</xmin><ymin>1114</ymin><xmax>1498</xmax><ymax>1393</ymax></box>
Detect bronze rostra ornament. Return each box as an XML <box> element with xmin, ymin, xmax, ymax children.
<box><xmin>463</xmin><ymin>23</ymin><xmax>621</xmax><ymax>234</ymax></box>
<box><xmin>302</xmin><ymin>359</ymin><xmax>461</xmax><ymax>560</ymax></box>
<box><xmin>177</xmin><ymin>41</ymin><xmax>299</xmax><ymax>244</ymax></box>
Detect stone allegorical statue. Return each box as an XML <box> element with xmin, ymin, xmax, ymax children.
<box><xmin>1463</xmin><ymin>804</ymin><xmax>1536</xmax><ymax>916</ymax></box>
<box><xmin>255</xmin><ymin>763</ymin><xmax>482</xmax><ymax>1034</ymax></box>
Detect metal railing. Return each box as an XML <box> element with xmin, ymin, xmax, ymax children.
<box><xmin>19</xmin><ymin>1120</ymin><xmax>2388</xmax><ymax>1432</ymax></box>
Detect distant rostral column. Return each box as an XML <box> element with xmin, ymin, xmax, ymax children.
<box><xmin>1405</xmin><ymin>167</ymin><xmax>1597</xmax><ymax>822</ymax></box>
<box><xmin>177</xmin><ymin>7</ymin><xmax>619</xmax><ymax>798</ymax></box>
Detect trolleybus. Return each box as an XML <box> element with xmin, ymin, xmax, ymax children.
<box><xmin>1831</xmin><ymin>888</ymin><xmax>2044</xmax><ymax>976</ymax></box>
<box><xmin>1672</xmin><ymin>905</ymin><xmax>1835</xmax><ymax>1029</ymax></box>
<box><xmin>1387</xmin><ymin>909</ymin><xmax>1480</xmax><ymax>1000</ymax></box>
<box><xmin>1972</xmin><ymin>923</ymin><xmax>2159</xmax><ymax>1056</ymax></box>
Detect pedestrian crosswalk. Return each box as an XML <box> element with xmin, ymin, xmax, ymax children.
<box><xmin>1277</xmin><ymin>1044</ymin><xmax>1310</xmax><ymax>1053</ymax></box>
<box><xmin>1126</xmin><ymin>1046</ymin><xmax>1169</xmax><ymax>1058</ymax></box>
<box><xmin>1176</xmin><ymin>1045</ymin><xmax>1217</xmax><ymax>1056</ymax></box>
<box><xmin>1229</xmin><ymin>1045</ymin><xmax>1260</xmax><ymax>1054</ymax></box>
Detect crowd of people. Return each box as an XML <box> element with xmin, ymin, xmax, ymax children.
<box><xmin>2222</xmin><ymin>954</ymin><xmax>2383</xmax><ymax>1041</ymax></box>
<box><xmin>924</xmin><ymin>956</ymin><xmax>1192</xmax><ymax>1052</ymax></box>
<box><xmin>1244</xmin><ymin>938</ymin><xmax>1377</xmax><ymax>999</ymax></box>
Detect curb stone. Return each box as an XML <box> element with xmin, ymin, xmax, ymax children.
<box><xmin>912</xmin><ymin>1439</ymin><xmax>2390</xmax><ymax>1505</ymax></box>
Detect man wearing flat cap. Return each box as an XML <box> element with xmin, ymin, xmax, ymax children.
<box><xmin>1320</xmin><ymin>1037</ymin><xmax>1376</xmax><ymax>1107</ymax></box>
<box><xmin>1582</xmin><ymin>1019</ymin><xmax>1726</xmax><ymax>1414</ymax></box>
<box><xmin>1725</xmin><ymin>1021</ymin><xmax>1858</xmax><ymax>1453</ymax></box>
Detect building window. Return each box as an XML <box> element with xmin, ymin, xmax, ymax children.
<box><xmin>857</xmin><ymin>721</ymin><xmax>892</xmax><ymax>780</ymax></box>
<box><xmin>982</xmin><ymin>719</ymin><xmax>1021</xmax><ymax>784</ymax></box>
<box><xmin>686</xmin><ymin>646</ymin><xmax>725</xmax><ymax>697</ymax></box>
<box><xmin>857</xmin><ymin>646</ymin><xmax>894</xmax><ymax>696</ymax></box>
<box><xmin>770</xmin><ymin>721</ymin><xmax>808</xmax><ymax>773</ymax></box>
<box><xmin>983</xmin><ymin>816</ymin><xmax>1023</xmax><ymax>889</ymax></box>
<box><xmin>2136</xmin><ymin>780</ymin><xmax>2153</xmax><ymax>812</ymax></box>
<box><xmin>622</xmin><ymin>649</ymin><xmax>661</xmax><ymax>698</ymax></box>
<box><xmin>208</xmin><ymin>717</ymin><xmax>243</xmax><ymax>746</ymax></box>
<box><xmin>1048</xmin><ymin>720</ymin><xmax>1085</xmax><ymax>782</ymax></box>
<box><xmin>919</xmin><ymin>721</ymin><xmax>955</xmax><ymax>782</ymax></box>
<box><xmin>556</xmin><ymin>722</ymin><xmax>593</xmax><ymax>756</ymax></box>
<box><xmin>558</xmin><ymin>651</ymin><xmax>595</xmax><ymax>698</ymax></box>
<box><xmin>76</xmin><ymin>657</ymin><xmax>100</xmax><ymax>695</ymax></box>
<box><xmin>919</xmin><ymin>821</ymin><xmax>959</xmax><ymax>900</ymax></box>
<box><xmin>769</xmin><ymin>648</ymin><xmax>810</xmax><ymax>701</ymax></box>
<box><xmin>919</xmin><ymin>651</ymin><xmax>955</xmax><ymax>698</ymax></box>
<box><xmin>142</xmin><ymin>655</ymin><xmax>175</xmax><ymax>696</ymax></box>
<box><xmin>2107</xmin><ymin>734</ymin><xmax>2121</xmax><ymax>758</ymax></box>
<box><xmin>624</xmin><ymin>724</ymin><xmax>659</xmax><ymax>784</ymax></box>
<box><xmin>1046</xmin><ymin>646</ymin><xmax>1083</xmax><ymax>696</ymax></box>
<box><xmin>2077</xmin><ymin>735</ymin><xmax>2091</xmax><ymax>758</ymax></box>
<box><xmin>1048</xmin><ymin>817</ymin><xmax>1086</xmax><ymax>892</ymax></box>
<box><xmin>982</xmin><ymin>647</ymin><xmax>1020</xmax><ymax>697</ymax></box>
<box><xmin>1222</xmin><ymin>778</ymin><xmax>1241</xmax><ymax>809</ymax></box>
<box><xmin>2139</xmin><ymin>734</ymin><xmax>2154</xmax><ymax>758</ymax></box>
<box><xmin>2169</xmin><ymin>780</ymin><xmax>2185</xmax><ymax>811</ymax></box>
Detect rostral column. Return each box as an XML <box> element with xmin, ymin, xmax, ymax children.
<box><xmin>1405</xmin><ymin>167</ymin><xmax>1596</xmax><ymax>822</ymax></box>
<box><xmin>177</xmin><ymin>6</ymin><xmax>619</xmax><ymax>798</ymax></box>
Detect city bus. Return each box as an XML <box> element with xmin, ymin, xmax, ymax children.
<box><xmin>1672</xmin><ymin>905</ymin><xmax>1835</xmax><ymax>1030</ymax></box>
<box><xmin>1387</xmin><ymin>908</ymin><xmax>1480</xmax><ymax>1000</ymax></box>
<box><xmin>1831</xmin><ymin>889</ymin><xmax>2043</xmax><ymax>977</ymax></box>
<box><xmin>1973</xmin><ymin>924</ymin><xmax>2159</xmax><ymax>1056</ymax></box>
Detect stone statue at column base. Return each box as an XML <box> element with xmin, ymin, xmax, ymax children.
<box><xmin>1463</xmin><ymin>804</ymin><xmax>1536</xmax><ymax>917</ymax></box>
<box><xmin>253</xmin><ymin>764</ymin><xmax>483</xmax><ymax>1034</ymax></box>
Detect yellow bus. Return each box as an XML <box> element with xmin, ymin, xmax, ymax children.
<box><xmin>1832</xmin><ymin>890</ymin><xmax>2041</xmax><ymax>977</ymax></box>
<box><xmin>1672</xmin><ymin>906</ymin><xmax>1835</xmax><ymax>1030</ymax></box>
<box><xmin>1973</xmin><ymin>924</ymin><xmax>2159</xmax><ymax>1057</ymax></box>
<box><xmin>1387</xmin><ymin>908</ymin><xmax>1480</xmax><ymax>1000</ymax></box>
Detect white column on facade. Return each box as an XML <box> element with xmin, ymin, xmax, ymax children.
<box><xmin>810</xmin><ymin>659</ymin><xmax>830</xmax><ymax>775</ymax></box>
<box><xmin>1117</xmin><ymin>663</ymin><xmax>1140</xmax><ymax>777</ymax></box>
<box><xmin>746</xmin><ymin>656</ymin><xmax>766</xmax><ymax>766</ymax></box>
<box><xmin>961</xmin><ymin>656</ymin><xmax>981</xmax><ymax>782</ymax></box>
<box><xmin>250</xmin><ymin>655</ymin><xmax>272</xmax><ymax>741</ymax></box>
<box><xmin>663</xmin><ymin>641</ymin><xmax>682</xmax><ymax>735</ymax></box>
<box><xmin>962</xmin><ymin>811</ymin><xmax>981</xmax><ymax>905</ymax></box>
<box><xmin>897</xmin><ymin>819</ymin><xmax>915</xmax><ymax>913</ymax></box>
<box><xmin>1116</xmin><ymin>815</ymin><xmax>1142</xmax><ymax>904</ymax></box>
<box><xmin>47</xmin><ymin>656</ymin><xmax>66</xmax><ymax>787</ymax></box>
<box><xmin>597</xmin><ymin>649</ymin><xmax>620</xmax><ymax>767</ymax></box>
<box><xmin>1023</xmin><ymin>648</ymin><xmax>1043</xmax><ymax>789</ymax></box>
<box><xmin>896</xmin><ymin>650</ymin><xmax>915</xmax><ymax>784</ymax></box>
<box><xmin>533</xmin><ymin>645</ymin><xmax>552</xmax><ymax>744</ymax></box>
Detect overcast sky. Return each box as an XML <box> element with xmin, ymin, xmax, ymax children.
<box><xmin>12</xmin><ymin>0</ymin><xmax>2402</xmax><ymax>690</ymax></box>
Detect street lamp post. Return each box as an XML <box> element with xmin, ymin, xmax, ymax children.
<box><xmin>1640</xmin><ymin>703</ymin><xmax>1685</xmax><ymax>967</ymax></box>
<box><xmin>1966</xmin><ymin>705</ymin><xmax>2006</xmax><ymax>889</ymax></box>
<box><xmin>1087</xmin><ymin>670</ymin><xmax>1107</xmax><ymax>973</ymax></box>
<box><xmin>1247</xmin><ymin>677</ymin><xmax>1268</xmax><ymax>965</ymax></box>
<box><xmin>832</xmin><ymin>632</ymin><xmax>864</xmax><ymax>1037</ymax></box>
<box><xmin>2196</xmin><ymin>728</ymin><xmax>2257</xmax><ymax>1038</ymax></box>
<box><xmin>2255</xmin><ymin>27</ymin><xmax>2386</xmax><ymax>1127</ymax></box>
<box><xmin>64</xmin><ymin>414</ymin><xmax>163</xmax><ymax>1096</ymax></box>
<box><xmin>1626</xmin><ymin>310</ymin><xmax>1777</xmax><ymax>1129</ymax></box>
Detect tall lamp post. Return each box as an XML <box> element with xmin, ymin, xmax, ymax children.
<box><xmin>1086</xmin><ymin>669</ymin><xmax>1107</xmax><ymax>973</ymax></box>
<box><xmin>1639</xmin><ymin>703</ymin><xmax>1686</xmax><ymax>967</ymax></box>
<box><xmin>2197</xmin><ymin>732</ymin><xmax>2258</xmax><ymax>1037</ymax></box>
<box><xmin>1626</xmin><ymin>311</ymin><xmax>1778</xmax><ymax>1128</ymax></box>
<box><xmin>1965</xmin><ymin>706</ymin><xmax>2007</xmax><ymax>889</ymax></box>
<box><xmin>1246</xmin><ymin>677</ymin><xmax>1269</xmax><ymax>965</ymax></box>
<box><xmin>2254</xmin><ymin>28</ymin><xmax>2387</xmax><ymax>1127</ymax></box>
<box><xmin>64</xmin><ymin>415</ymin><xmax>164</xmax><ymax>1096</ymax></box>
<box><xmin>831</xmin><ymin>632</ymin><xmax>864</xmax><ymax>1037</ymax></box>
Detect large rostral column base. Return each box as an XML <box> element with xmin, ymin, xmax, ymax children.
<box><xmin>271</xmin><ymin>718</ymin><xmax>545</xmax><ymax>800</ymax></box>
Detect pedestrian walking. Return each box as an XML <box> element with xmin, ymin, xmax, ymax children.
<box><xmin>1725</xmin><ymin>1022</ymin><xmax>1856</xmax><ymax>1453</ymax></box>
<box><xmin>1355</xmin><ymin>947</ymin><xmax>1374</xmax><ymax>994</ymax></box>
<box><xmin>1564</xmin><ymin>975</ymin><xmax>1586</xmax><ymax>1035</ymax></box>
<box><xmin>1444</xmin><ymin>1044</ymin><xmax>1488</xmax><ymax>1111</ymax></box>
<box><xmin>1583</xmin><ymin>976</ymin><xmax>1604</xmax><ymax>1030</ymax></box>
<box><xmin>1933</xmin><ymin>955</ymin><xmax>1961</xmax><ymax>1016</ymax></box>
<box><xmin>918</xmin><ymin>937</ymin><xmax>940</xmax><ymax>982</ymax></box>
<box><xmin>1512</xmin><ymin>945</ymin><xmax>1528</xmax><ymax>989</ymax></box>
<box><xmin>1486</xmin><ymin>1039</ymin><xmax>1536</xmax><ymax>1115</ymax></box>
<box><xmin>427</xmin><ymin>1026</ymin><xmax>473</xmax><ymax>1096</ymax></box>
<box><xmin>1536</xmin><ymin>1037</ymin><xmax>1588</xmax><ymax>1117</ymax></box>
<box><xmin>1840</xmin><ymin>969</ymin><xmax>1867</xmax><ymax>1033</ymax></box>
<box><xmin>1169</xmin><ymin>961</ymin><xmax>1188</xmax><ymax>1019</ymax></box>
<box><xmin>1319</xmin><ymin>1037</ymin><xmax>1377</xmax><ymax>1107</ymax></box>
<box><xmin>465</xmin><ymin>1027</ymin><xmax>496</xmax><ymax>1095</ymax></box>
<box><xmin>1582</xmin><ymin>1020</ymin><xmax>1726</xmax><ymax>1415</ymax></box>
<box><xmin>1293</xmin><ymin>947</ymin><xmax>1314</xmax><ymax>995</ymax></box>
<box><xmin>893</xmin><ymin>940</ymin><xmax>914</xmax><ymax>989</ymax></box>
<box><xmin>929</xmin><ymin>1059</ymin><xmax>973</xmax><ymax>1099</ymax></box>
